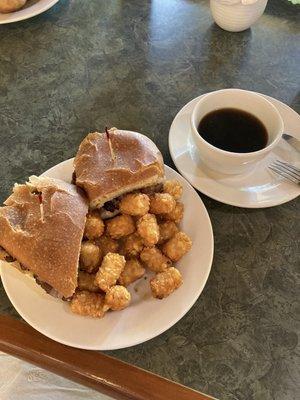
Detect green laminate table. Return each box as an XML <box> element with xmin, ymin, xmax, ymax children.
<box><xmin>0</xmin><ymin>1</ymin><xmax>299</xmax><ymax>399</ymax></box>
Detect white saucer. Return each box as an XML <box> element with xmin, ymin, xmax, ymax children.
<box><xmin>0</xmin><ymin>0</ymin><xmax>59</xmax><ymax>24</ymax></box>
<box><xmin>0</xmin><ymin>160</ymin><xmax>213</xmax><ymax>350</ymax></box>
<box><xmin>169</xmin><ymin>91</ymin><xmax>300</xmax><ymax>208</ymax></box>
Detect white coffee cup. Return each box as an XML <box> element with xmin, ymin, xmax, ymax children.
<box><xmin>190</xmin><ymin>89</ymin><xmax>284</xmax><ymax>175</ymax></box>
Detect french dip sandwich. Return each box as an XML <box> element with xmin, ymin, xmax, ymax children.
<box><xmin>0</xmin><ymin>0</ymin><xmax>27</xmax><ymax>13</ymax></box>
<box><xmin>0</xmin><ymin>176</ymin><xmax>88</xmax><ymax>298</ymax></box>
<box><xmin>73</xmin><ymin>127</ymin><xmax>165</xmax><ymax>217</ymax></box>
<box><xmin>0</xmin><ymin>128</ymin><xmax>192</xmax><ymax>318</ymax></box>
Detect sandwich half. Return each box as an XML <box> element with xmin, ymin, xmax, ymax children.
<box><xmin>0</xmin><ymin>0</ymin><xmax>27</xmax><ymax>13</ymax></box>
<box><xmin>73</xmin><ymin>128</ymin><xmax>165</xmax><ymax>216</ymax></box>
<box><xmin>0</xmin><ymin>176</ymin><xmax>88</xmax><ymax>298</ymax></box>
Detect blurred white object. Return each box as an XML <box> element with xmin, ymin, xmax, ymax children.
<box><xmin>210</xmin><ymin>0</ymin><xmax>268</xmax><ymax>32</ymax></box>
<box><xmin>0</xmin><ymin>351</ymin><xmax>113</xmax><ymax>400</ymax></box>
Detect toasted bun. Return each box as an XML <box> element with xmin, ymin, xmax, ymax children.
<box><xmin>0</xmin><ymin>176</ymin><xmax>88</xmax><ymax>298</ymax></box>
<box><xmin>74</xmin><ymin>129</ymin><xmax>165</xmax><ymax>208</ymax></box>
<box><xmin>0</xmin><ymin>0</ymin><xmax>27</xmax><ymax>13</ymax></box>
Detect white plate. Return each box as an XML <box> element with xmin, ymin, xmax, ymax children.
<box><xmin>169</xmin><ymin>91</ymin><xmax>300</xmax><ymax>208</ymax></box>
<box><xmin>0</xmin><ymin>0</ymin><xmax>59</xmax><ymax>24</ymax></box>
<box><xmin>0</xmin><ymin>159</ymin><xmax>214</xmax><ymax>350</ymax></box>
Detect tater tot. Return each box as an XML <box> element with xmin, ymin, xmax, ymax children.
<box><xmin>162</xmin><ymin>202</ymin><xmax>184</xmax><ymax>223</ymax></box>
<box><xmin>95</xmin><ymin>253</ymin><xmax>125</xmax><ymax>292</ymax></box>
<box><xmin>84</xmin><ymin>212</ymin><xmax>104</xmax><ymax>240</ymax></box>
<box><xmin>97</xmin><ymin>235</ymin><xmax>119</xmax><ymax>256</ymax></box>
<box><xmin>162</xmin><ymin>232</ymin><xmax>192</xmax><ymax>262</ymax></box>
<box><xmin>118</xmin><ymin>258</ymin><xmax>145</xmax><ymax>286</ymax></box>
<box><xmin>137</xmin><ymin>213</ymin><xmax>160</xmax><ymax>246</ymax></box>
<box><xmin>106</xmin><ymin>214</ymin><xmax>135</xmax><ymax>239</ymax></box>
<box><xmin>140</xmin><ymin>247</ymin><xmax>171</xmax><ymax>272</ymax></box>
<box><xmin>150</xmin><ymin>267</ymin><xmax>183</xmax><ymax>299</ymax></box>
<box><xmin>163</xmin><ymin>180</ymin><xmax>183</xmax><ymax>200</ymax></box>
<box><xmin>121</xmin><ymin>232</ymin><xmax>144</xmax><ymax>257</ymax></box>
<box><xmin>77</xmin><ymin>271</ymin><xmax>99</xmax><ymax>292</ymax></box>
<box><xmin>149</xmin><ymin>193</ymin><xmax>176</xmax><ymax>214</ymax></box>
<box><xmin>80</xmin><ymin>242</ymin><xmax>101</xmax><ymax>273</ymax></box>
<box><xmin>119</xmin><ymin>193</ymin><xmax>150</xmax><ymax>216</ymax></box>
<box><xmin>158</xmin><ymin>221</ymin><xmax>179</xmax><ymax>244</ymax></box>
<box><xmin>70</xmin><ymin>291</ymin><xmax>106</xmax><ymax>318</ymax></box>
<box><xmin>104</xmin><ymin>285</ymin><xmax>131</xmax><ymax>311</ymax></box>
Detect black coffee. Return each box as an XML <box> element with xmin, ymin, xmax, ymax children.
<box><xmin>198</xmin><ymin>108</ymin><xmax>268</xmax><ymax>153</ymax></box>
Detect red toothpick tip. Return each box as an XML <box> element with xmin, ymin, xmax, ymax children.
<box><xmin>105</xmin><ymin>127</ymin><xmax>110</xmax><ymax>140</ymax></box>
<box><xmin>37</xmin><ymin>193</ymin><xmax>43</xmax><ymax>204</ymax></box>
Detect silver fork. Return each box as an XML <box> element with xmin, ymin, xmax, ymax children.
<box><xmin>269</xmin><ymin>160</ymin><xmax>300</xmax><ymax>185</ymax></box>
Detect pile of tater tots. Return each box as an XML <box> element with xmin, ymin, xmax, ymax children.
<box><xmin>70</xmin><ymin>179</ymin><xmax>192</xmax><ymax>318</ymax></box>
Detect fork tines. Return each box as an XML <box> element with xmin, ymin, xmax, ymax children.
<box><xmin>269</xmin><ymin>160</ymin><xmax>300</xmax><ymax>184</ymax></box>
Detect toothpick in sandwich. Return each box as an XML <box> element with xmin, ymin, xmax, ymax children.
<box><xmin>105</xmin><ymin>127</ymin><xmax>116</xmax><ymax>162</ymax></box>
